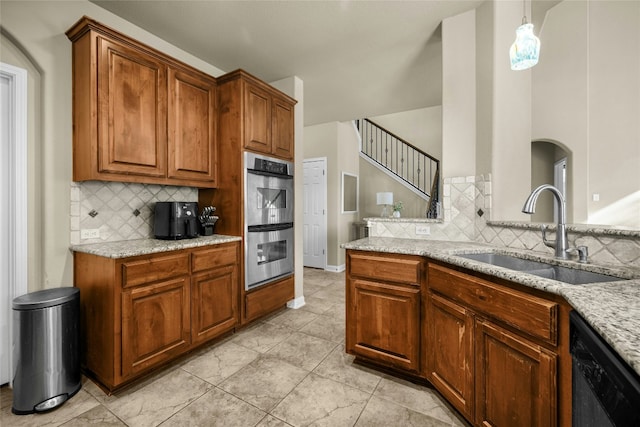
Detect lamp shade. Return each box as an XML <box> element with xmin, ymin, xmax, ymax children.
<box><xmin>376</xmin><ymin>192</ymin><xmax>393</xmax><ymax>205</ymax></box>
<box><xmin>510</xmin><ymin>22</ymin><xmax>540</xmax><ymax>70</ymax></box>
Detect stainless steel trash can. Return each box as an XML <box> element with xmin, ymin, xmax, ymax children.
<box><xmin>12</xmin><ymin>287</ymin><xmax>81</xmax><ymax>414</ymax></box>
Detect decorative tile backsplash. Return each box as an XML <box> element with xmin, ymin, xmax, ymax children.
<box><xmin>368</xmin><ymin>174</ymin><xmax>491</xmax><ymax>242</ymax></box>
<box><xmin>367</xmin><ymin>173</ymin><xmax>640</xmax><ymax>269</ymax></box>
<box><xmin>70</xmin><ymin>182</ymin><xmax>198</xmax><ymax>245</ymax></box>
<box><xmin>480</xmin><ymin>224</ymin><xmax>640</xmax><ymax>269</ymax></box>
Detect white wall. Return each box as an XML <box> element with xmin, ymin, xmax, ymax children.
<box><xmin>335</xmin><ymin>122</ymin><xmax>360</xmax><ymax>267</ymax></box>
<box><xmin>369</xmin><ymin>106</ymin><xmax>442</xmax><ymax>162</ymax></box>
<box><xmin>304</xmin><ymin>123</ymin><xmax>339</xmax><ymax>267</ymax></box>
<box><xmin>0</xmin><ymin>0</ymin><xmax>226</xmax><ymax>288</ymax></box>
<box><xmin>304</xmin><ymin>121</ymin><xmax>360</xmax><ymax>269</ymax></box>
<box><xmin>359</xmin><ymin>106</ymin><xmax>441</xmax><ymax>218</ymax></box>
<box><xmin>532</xmin><ymin>1</ymin><xmax>588</xmax><ymax>224</ymax></box>
<box><xmin>475</xmin><ymin>1</ymin><xmax>494</xmax><ymax>176</ymax></box>
<box><xmin>489</xmin><ymin>1</ymin><xmax>533</xmax><ymax>221</ymax></box>
<box><xmin>358</xmin><ymin>160</ymin><xmax>431</xmax><ymax>218</ymax></box>
<box><xmin>442</xmin><ymin>9</ymin><xmax>476</xmax><ymax>179</ymax></box>
<box><xmin>0</xmin><ymin>35</ymin><xmax>43</xmax><ymax>292</ymax></box>
<box><xmin>533</xmin><ymin>0</ymin><xmax>640</xmax><ymax>227</ymax></box>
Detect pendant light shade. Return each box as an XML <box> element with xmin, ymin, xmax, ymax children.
<box><xmin>510</xmin><ymin>21</ymin><xmax>541</xmax><ymax>70</ymax></box>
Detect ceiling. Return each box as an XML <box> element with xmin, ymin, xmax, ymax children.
<box><xmin>92</xmin><ymin>1</ymin><xmax>555</xmax><ymax>126</ymax></box>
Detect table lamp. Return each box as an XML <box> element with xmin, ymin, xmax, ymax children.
<box><xmin>376</xmin><ymin>192</ymin><xmax>393</xmax><ymax>217</ymax></box>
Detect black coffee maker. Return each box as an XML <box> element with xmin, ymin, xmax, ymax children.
<box><xmin>153</xmin><ymin>202</ymin><xmax>199</xmax><ymax>240</ymax></box>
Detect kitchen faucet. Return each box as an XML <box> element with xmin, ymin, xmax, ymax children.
<box><xmin>522</xmin><ymin>184</ymin><xmax>588</xmax><ymax>262</ymax></box>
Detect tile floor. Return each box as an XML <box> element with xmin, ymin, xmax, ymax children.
<box><xmin>0</xmin><ymin>268</ymin><xmax>469</xmax><ymax>427</ymax></box>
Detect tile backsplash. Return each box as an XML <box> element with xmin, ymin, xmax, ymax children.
<box><xmin>480</xmin><ymin>223</ymin><xmax>640</xmax><ymax>269</ymax></box>
<box><xmin>70</xmin><ymin>182</ymin><xmax>198</xmax><ymax>245</ymax></box>
<box><xmin>367</xmin><ymin>174</ymin><xmax>640</xmax><ymax>269</ymax></box>
<box><xmin>368</xmin><ymin>174</ymin><xmax>491</xmax><ymax>242</ymax></box>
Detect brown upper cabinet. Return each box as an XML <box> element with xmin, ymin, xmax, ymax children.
<box><xmin>220</xmin><ymin>70</ymin><xmax>296</xmax><ymax>160</ymax></box>
<box><xmin>66</xmin><ymin>17</ymin><xmax>217</xmax><ymax>188</ymax></box>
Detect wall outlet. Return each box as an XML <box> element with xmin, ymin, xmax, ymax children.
<box><xmin>415</xmin><ymin>225</ymin><xmax>431</xmax><ymax>236</ymax></box>
<box><xmin>81</xmin><ymin>228</ymin><xmax>100</xmax><ymax>239</ymax></box>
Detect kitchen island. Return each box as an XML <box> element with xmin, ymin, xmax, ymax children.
<box><xmin>343</xmin><ymin>236</ymin><xmax>640</xmax><ymax>427</ymax></box>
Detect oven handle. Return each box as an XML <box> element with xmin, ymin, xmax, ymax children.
<box><xmin>247</xmin><ymin>169</ymin><xmax>293</xmax><ymax>179</ymax></box>
<box><xmin>247</xmin><ymin>222</ymin><xmax>294</xmax><ymax>233</ymax></box>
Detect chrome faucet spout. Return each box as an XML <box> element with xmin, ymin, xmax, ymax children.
<box><xmin>522</xmin><ymin>184</ymin><xmax>569</xmax><ymax>259</ymax></box>
<box><xmin>522</xmin><ymin>184</ymin><xmax>566</xmax><ymax>223</ymax></box>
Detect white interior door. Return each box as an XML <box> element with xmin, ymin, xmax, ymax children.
<box><xmin>303</xmin><ymin>158</ymin><xmax>327</xmax><ymax>269</ymax></box>
<box><xmin>1</xmin><ymin>62</ymin><xmax>29</xmax><ymax>386</ymax></box>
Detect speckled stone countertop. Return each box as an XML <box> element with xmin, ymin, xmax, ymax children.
<box><xmin>487</xmin><ymin>220</ymin><xmax>640</xmax><ymax>238</ymax></box>
<box><xmin>70</xmin><ymin>235</ymin><xmax>242</xmax><ymax>259</ymax></box>
<box><xmin>363</xmin><ymin>217</ymin><xmax>444</xmax><ymax>224</ymax></box>
<box><xmin>342</xmin><ymin>237</ymin><xmax>640</xmax><ymax>376</ymax></box>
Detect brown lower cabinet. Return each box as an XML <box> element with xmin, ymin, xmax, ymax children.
<box><xmin>74</xmin><ymin>241</ymin><xmax>239</xmax><ymax>392</ymax></box>
<box><xmin>345</xmin><ymin>250</ymin><xmax>572</xmax><ymax>427</ymax></box>
<box><xmin>346</xmin><ymin>251</ymin><xmax>424</xmax><ymax>373</ymax></box>
<box><xmin>244</xmin><ymin>275</ymin><xmax>295</xmax><ymax>324</ymax></box>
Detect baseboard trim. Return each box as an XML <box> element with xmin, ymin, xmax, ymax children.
<box><xmin>325</xmin><ymin>264</ymin><xmax>346</xmax><ymax>273</ymax></box>
<box><xmin>286</xmin><ymin>296</ymin><xmax>306</xmax><ymax>309</ymax></box>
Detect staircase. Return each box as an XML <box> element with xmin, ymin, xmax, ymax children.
<box><xmin>356</xmin><ymin>118</ymin><xmax>440</xmax><ymax>218</ymax></box>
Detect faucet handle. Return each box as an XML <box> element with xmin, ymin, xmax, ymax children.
<box><xmin>575</xmin><ymin>245</ymin><xmax>589</xmax><ymax>263</ymax></box>
<box><xmin>540</xmin><ymin>225</ymin><xmax>556</xmax><ymax>249</ymax></box>
<box><xmin>567</xmin><ymin>245</ymin><xmax>589</xmax><ymax>263</ymax></box>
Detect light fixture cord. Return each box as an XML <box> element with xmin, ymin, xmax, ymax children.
<box><xmin>522</xmin><ymin>0</ymin><xmax>528</xmax><ymax>25</ymax></box>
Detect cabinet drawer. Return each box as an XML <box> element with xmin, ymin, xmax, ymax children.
<box><xmin>349</xmin><ymin>252</ymin><xmax>422</xmax><ymax>285</ymax></box>
<box><xmin>428</xmin><ymin>264</ymin><xmax>558</xmax><ymax>344</ymax></box>
<box><xmin>245</xmin><ymin>276</ymin><xmax>294</xmax><ymax>323</ymax></box>
<box><xmin>122</xmin><ymin>253</ymin><xmax>190</xmax><ymax>288</ymax></box>
<box><xmin>192</xmin><ymin>244</ymin><xmax>238</xmax><ymax>273</ymax></box>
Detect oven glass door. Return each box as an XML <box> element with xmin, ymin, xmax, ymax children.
<box><xmin>246</xmin><ymin>171</ymin><xmax>293</xmax><ymax>227</ymax></box>
<box><xmin>245</xmin><ymin>224</ymin><xmax>294</xmax><ymax>290</ymax></box>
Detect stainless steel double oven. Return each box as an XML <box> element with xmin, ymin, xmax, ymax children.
<box><xmin>244</xmin><ymin>152</ymin><xmax>294</xmax><ymax>290</ymax></box>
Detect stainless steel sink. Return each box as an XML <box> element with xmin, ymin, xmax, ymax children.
<box><xmin>459</xmin><ymin>253</ymin><xmax>626</xmax><ymax>285</ymax></box>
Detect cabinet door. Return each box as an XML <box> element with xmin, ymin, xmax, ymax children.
<box><xmin>271</xmin><ymin>96</ymin><xmax>294</xmax><ymax>159</ymax></box>
<box><xmin>191</xmin><ymin>265</ymin><xmax>238</xmax><ymax>344</ymax></box>
<box><xmin>348</xmin><ymin>279</ymin><xmax>420</xmax><ymax>372</ymax></box>
<box><xmin>426</xmin><ymin>293</ymin><xmax>474</xmax><ymax>420</ymax></box>
<box><xmin>121</xmin><ymin>278</ymin><xmax>190</xmax><ymax>378</ymax></box>
<box><xmin>243</xmin><ymin>82</ymin><xmax>272</xmax><ymax>153</ymax></box>
<box><xmin>475</xmin><ymin>319</ymin><xmax>557</xmax><ymax>427</ymax></box>
<box><xmin>168</xmin><ymin>68</ymin><xmax>217</xmax><ymax>185</ymax></box>
<box><xmin>97</xmin><ymin>37</ymin><xmax>167</xmax><ymax>177</ymax></box>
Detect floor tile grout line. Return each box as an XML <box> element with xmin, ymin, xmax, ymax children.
<box><xmin>265</xmin><ymin>368</ymin><xmax>313</xmax><ymax>421</ymax></box>
<box><xmin>3</xmin><ymin>269</ymin><xmax>466</xmax><ymax>426</ymax></box>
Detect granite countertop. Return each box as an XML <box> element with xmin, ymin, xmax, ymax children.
<box><xmin>486</xmin><ymin>220</ymin><xmax>640</xmax><ymax>238</ymax></box>
<box><xmin>70</xmin><ymin>234</ymin><xmax>242</xmax><ymax>259</ymax></box>
<box><xmin>363</xmin><ymin>217</ymin><xmax>444</xmax><ymax>224</ymax></box>
<box><xmin>342</xmin><ymin>236</ymin><xmax>640</xmax><ymax>376</ymax></box>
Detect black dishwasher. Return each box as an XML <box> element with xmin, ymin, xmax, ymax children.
<box><xmin>570</xmin><ymin>311</ymin><xmax>640</xmax><ymax>426</ymax></box>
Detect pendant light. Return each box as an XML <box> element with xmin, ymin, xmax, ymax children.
<box><xmin>509</xmin><ymin>0</ymin><xmax>540</xmax><ymax>70</ymax></box>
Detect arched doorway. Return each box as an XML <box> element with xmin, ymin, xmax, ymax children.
<box><xmin>531</xmin><ymin>140</ymin><xmax>571</xmax><ymax>223</ymax></box>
